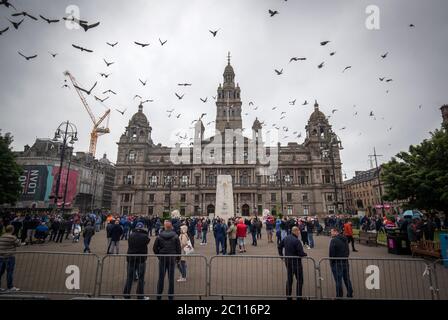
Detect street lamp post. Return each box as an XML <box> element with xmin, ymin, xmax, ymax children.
<box><xmin>51</xmin><ymin>121</ymin><xmax>78</xmax><ymax>213</ymax></box>
<box><xmin>62</xmin><ymin>144</ymin><xmax>74</xmax><ymax>211</ymax></box>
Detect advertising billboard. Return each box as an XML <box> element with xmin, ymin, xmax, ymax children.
<box><xmin>18</xmin><ymin>165</ymin><xmax>78</xmax><ymax>208</ymax></box>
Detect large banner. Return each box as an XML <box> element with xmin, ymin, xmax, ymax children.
<box><xmin>51</xmin><ymin>166</ymin><xmax>78</xmax><ymax>207</ymax></box>
<box><xmin>19</xmin><ymin>165</ymin><xmax>78</xmax><ymax>207</ymax></box>
<box><xmin>19</xmin><ymin>165</ymin><xmax>50</xmax><ymax>201</ymax></box>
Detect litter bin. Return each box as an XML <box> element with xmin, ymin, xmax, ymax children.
<box><xmin>386</xmin><ymin>229</ymin><xmax>411</xmax><ymax>255</ymax></box>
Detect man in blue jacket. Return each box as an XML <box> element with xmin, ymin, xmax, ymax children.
<box><xmin>278</xmin><ymin>226</ymin><xmax>307</xmax><ymax>300</ymax></box>
<box><xmin>213</xmin><ymin>219</ymin><xmax>226</xmax><ymax>255</ymax></box>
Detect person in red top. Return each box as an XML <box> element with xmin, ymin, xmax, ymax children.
<box><xmin>343</xmin><ymin>221</ymin><xmax>357</xmax><ymax>252</ymax></box>
<box><xmin>236</xmin><ymin>219</ymin><xmax>247</xmax><ymax>253</ymax></box>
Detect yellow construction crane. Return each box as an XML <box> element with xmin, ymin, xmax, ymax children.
<box><xmin>64</xmin><ymin>70</ymin><xmax>110</xmax><ymax>157</ymax></box>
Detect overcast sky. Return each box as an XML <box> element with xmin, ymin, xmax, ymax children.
<box><xmin>0</xmin><ymin>0</ymin><xmax>447</xmax><ymax>179</ymax></box>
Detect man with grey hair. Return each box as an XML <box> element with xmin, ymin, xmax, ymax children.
<box><xmin>153</xmin><ymin>220</ymin><xmax>181</xmax><ymax>300</ymax></box>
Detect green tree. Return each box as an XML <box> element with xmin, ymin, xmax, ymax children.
<box><xmin>0</xmin><ymin>131</ymin><xmax>23</xmax><ymax>205</ymax></box>
<box><xmin>381</xmin><ymin>124</ymin><xmax>448</xmax><ymax>213</ymax></box>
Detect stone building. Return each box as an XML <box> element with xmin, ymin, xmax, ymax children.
<box><xmin>112</xmin><ymin>55</ymin><xmax>344</xmax><ymax>217</ymax></box>
<box><xmin>11</xmin><ymin>138</ymin><xmax>115</xmax><ymax>212</ymax></box>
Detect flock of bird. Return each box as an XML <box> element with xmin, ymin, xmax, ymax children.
<box><xmin>0</xmin><ymin>0</ymin><xmax>421</xmax><ymax>147</ymax></box>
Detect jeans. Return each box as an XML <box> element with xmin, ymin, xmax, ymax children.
<box><xmin>202</xmin><ymin>230</ymin><xmax>207</xmax><ymax>243</ymax></box>
<box><xmin>308</xmin><ymin>232</ymin><xmax>314</xmax><ymax>248</ymax></box>
<box><xmin>121</xmin><ymin>229</ymin><xmax>129</xmax><ymax>240</ymax></box>
<box><xmin>276</xmin><ymin>230</ymin><xmax>281</xmax><ymax>245</ymax></box>
<box><xmin>95</xmin><ymin>224</ymin><xmax>101</xmax><ymax>232</ymax></box>
<box><xmin>251</xmin><ymin>231</ymin><xmax>257</xmax><ymax>246</ymax></box>
<box><xmin>301</xmin><ymin>231</ymin><xmax>309</xmax><ymax>246</ymax></box>
<box><xmin>285</xmin><ymin>260</ymin><xmax>303</xmax><ymax>300</ymax></box>
<box><xmin>56</xmin><ymin>230</ymin><xmax>65</xmax><ymax>243</ymax></box>
<box><xmin>83</xmin><ymin>236</ymin><xmax>92</xmax><ymax>253</ymax></box>
<box><xmin>215</xmin><ymin>237</ymin><xmax>225</xmax><ymax>255</ymax></box>
<box><xmin>108</xmin><ymin>240</ymin><xmax>120</xmax><ymax>254</ymax></box>
<box><xmin>0</xmin><ymin>256</ymin><xmax>16</xmax><ymax>289</ymax></box>
<box><xmin>49</xmin><ymin>230</ymin><xmax>58</xmax><ymax>241</ymax></box>
<box><xmin>281</xmin><ymin>230</ymin><xmax>287</xmax><ymax>241</ymax></box>
<box><xmin>331</xmin><ymin>261</ymin><xmax>353</xmax><ymax>298</ymax></box>
<box><xmin>123</xmin><ymin>258</ymin><xmax>146</xmax><ymax>299</ymax></box>
<box><xmin>229</xmin><ymin>238</ymin><xmax>237</xmax><ymax>255</ymax></box>
<box><xmin>157</xmin><ymin>257</ymin><xmax>176</xmax><ymax>300</ymax></box>
<box><xmin>177</xmin><ymin>260</ymin><xmax>187</xmax><ymax>278</ymax></box>
<box><xmin>346</xmin><ymin>236</ymin><xmax>356</xmax><ymax>251</ymax></box>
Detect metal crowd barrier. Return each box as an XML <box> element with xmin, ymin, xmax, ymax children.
<box><xmin>318</xmin><ymin>257</ymin><xmax>434</xmax><ymax>300</ymax></box>
<box><xmin>432</xmin><ymin>259</ymin><xmax>448</xmax><ymax>300</ymax></box>
<box><xmin>1</xmin><ymin>252</ymin><xmax>447</xmax><ymax>300</ymax></box>
<box><xmin>0</xmin><ymin>251</ymin><xmax>100</xmax><ymax>298</ymax></box>
<box><xmin>97</xmin><ymin>254</ymin><xmax>208</xmax><ymax>299</ymax></box>
<box><xmin>209</xmin><ymin>255</ymin><xmax>318</xmax><ymax>299</ymax></box>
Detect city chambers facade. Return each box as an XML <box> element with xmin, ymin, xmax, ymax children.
<box><xmin>111</xmin><ymin>55</ymin><xmax>344</xmax><ymax>217</ymax></box>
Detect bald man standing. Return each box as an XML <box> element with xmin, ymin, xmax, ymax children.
<box><xmin>153</xmin><ymin>220</ymin><xmax>181</xmax><ymax>300</ymax></box>
<box><xmin>278</xmin><ymin>226</ymin><xmax>307</xmax><ymax>300</ymax></box>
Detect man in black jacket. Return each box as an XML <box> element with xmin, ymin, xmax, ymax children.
<box><xmin>108</xmin><ymin>220</ymin><xmax>123</xmax><ymax>254</ymax></box>
<box><xmin>123</xmin><ymin>222</ymin><xmax>150</xmax><ymax>299</ymax></box>
<box><xmin>153</xmin><ymin>220</ymin><xmax>181</xmax><ymax>300</ymax></box>
<box><xmin>278</xmin><ymin>226</ymin><xmax>307</xmax><ymax>300</ymax></box>
<box><xmin>329</xmin><ymin>228</ymin><xmax>353</xmax><ymax>298</ymax></box>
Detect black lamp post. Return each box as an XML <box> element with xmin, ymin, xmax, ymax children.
<box><xmin>51</xmin><ymin>121</ymin><xmax>78</xmax><ymax>212</ymax></box>
<box><xmin>61</xmin><ymin>142</ymin><xmax>74</xmax><ymax>211</ymax></box>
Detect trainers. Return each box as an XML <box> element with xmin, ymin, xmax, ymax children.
<box><xmin>177</xmin><ymin>278</ymin><xmax>186</xmax><ymax>282</ymax></box>
<box><xmin>8</xmin><ymin>287</ymin><xmax>20</xmax><ymax>292</ymax></box>
<box><xmin>0</xmin><ymin>288</ymin><xmax>6</xmax><ymax>293</ymax></box>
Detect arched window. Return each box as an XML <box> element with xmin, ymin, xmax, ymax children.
<box><xmin>181</xmin><ymin>173</ymin><xmax>189</xmax><ymax>186</ymax></box>
<box><xmin>128</xmin><ymin>150</ymin><xmax>136</xmax><ymax>162</ymax></box>
<box><xmin>283</xmin><ymin>171</ymin><xmax>292</xmax><ymax>184</ymax></box>
<box><xmin>322</xmin><ymin>169</ymin><xmax>332</xmax><ymax>184</ymax></box>
<box><xmin>299</xmin><ymin>170</ymin><xmax>308</xmax><ymax>185</ymax></box>
<box><xmin>240</xmin><ymin>171</ymin><xmax>249</xmax><ymax>185</ymax></box>
<box><xmin>149</xmin><ymin>173</ymin><xmax>158</xmax><ymax>187</ymax></box>
<box><xmin>124</xmin><ymin>171</ymin><xmax>134</xmax><ymax>185</ymax></box>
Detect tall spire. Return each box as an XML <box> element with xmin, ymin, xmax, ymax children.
<box><xmin>227</xmin><ymin>51</ymin><xmax>231</xmax><ymax>65</ymax></box>
<box><xmin>314</xmin><ymin>99</ymin><xmax>319</xmax><ymax>111</ymax></box>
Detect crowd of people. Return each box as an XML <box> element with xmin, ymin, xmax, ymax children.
<box><xmin>1</xmin><ymin>210</ymin><xmax>446</xmax><ymax>299</ymax></box>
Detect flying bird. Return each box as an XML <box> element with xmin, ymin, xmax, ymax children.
<box><xmin>379</xmin><ymin>77</ymin><xmax>385</xmax><ymax>81</ymax></box>
<box><xmin>380</xmin><ymin>52</ymin><xmax>388</xmax><ymax>59</ymax></box>
<box><xmin>62</xmin><ymin>16</ymin><xmax>88</xmax><ymax>24</ymax></box>
<box><xmin>115</xmin><ymin>108</ymin><xmax>126</xmax><ymax>115</ymax></box>
<box><xmin>249</xmin><ymin>101</ymin><xmax>254</xmax><ymax>106</ymax></box>
<box><xmin>61</xmin><ymin>84</ymin><xmax>70</xmax><ymax>89</ymax></box>
<box><xmin>18</xmin><ymin>51</ymin><xmax>37</xmax><ymax>60</ymax></box>
<box><xmin>272</xmin><ymin>107</ymin><xmax>277</xmax><ymax>110</ymax></box>
<box><xmin>329</xmin><ymin>51</ymin><xmax>336</xmax><ymax>56</ymax></box>
<box><xmin>134</xmin><ymin>41</ymin><xmax>150</xmax><ymax>47</ymax></box>
<box><xmin>0</xmin><ymin>0</ymin><xmax>16</xmax><ymax>10</ymax></box>
<box><xmin>140</xmin><ymin>99</ymin><xmax>153</xmax><ymax>104</ymax></box>
<box><xmin>106</xmin><ymin>42</ymin><xmax>118</xmax><ymax>47</ymax></box>
<box><xmin>369</xmin><ymin>111</ymin><xmax>375</xmax><ymax>117</ymax></box>
<box><xmin>302</xmin><ymin>100</ymin><xmax>308</xmax><ymax>105</ymax></box>
<box><xmin>40</xmin><ymin>15</ymin><xmax>59</xmax><ymax>23</ymax></box>
<box><xmin>200</xmin><ymin>97</ymin><xmax>207</xmax><ymax>103</ymax></box>
<box><xmin>320</xmin><ymin>41</ymin><xmax>330</xmax><ymax>46</ymax></box>
<box><xmin>289</xmin><ymin>57</ymin><xmax>306</xmax><ymax>62</ymax></box>
<box><xmin>199</xmin><ymin>113</ymin><xmax>207</xmax><ymax>120</ymax></box>
<box><xmin>209</xmin><ymin>29</ymin><xmax>219</xmax><ymax>37</ymax></box>
<box><xmin>12</xmin><ymin>11</ymin><xmax>38</xmax><ymax>21</ymax></box>
<box><xmin>159</xmin><ymin>38</ymin><xmax>167</xmax><ymax>46</ymax></box>
<box><xmin>134</xmin><ymin>94</ymin><xmax>142</xmax><ymax>100</ymax></box>
<box><xmin>274</xmin><ymin>69</ymin><xmax>283</xmax><ymax>75</ymax></box>
<box><xmin>103</xmin><ymin>89</ymin><xmax>117</xmax><ymax>95</ymax></box>
<box><xmin>340</xmin><ymin>127</ymin><xmax>346</xmax><ymax>130</ymax></box>
<box><xmin>72</xmin><ymin>44</ymin><xmax>93</xmax><ymax>53</ymax></box>
<box><xmin>103</xmin><ymin>59</ymin><xmax>114</xmax><ymax>67</ymax></box>
<box><xmin>94</xmin><ymin>95</ymin><xmax>109</xmax><ymax>103</ymax></box>
<box><xmin>139</xmin><ymin>79</ymin><xmax>147</xmax><ymax>86</ymax></box>
<box><xmin>386</xmin><ymin>79</ymin><xmax>393</xmax><ymax>82</ymax></box>
<box><xmin>99</xmin><ymin>73</ymin><xmax>111</xmax><ymax>78</ymax></box>
<box><xmin>178</xmin><ymin>83</ymin><xmax>192</xmax><ymax>86</ymax></box>
<box><xmin>331</xmin><ymin>109</ymin><xmax>338</xmax><ymax>114</ymax></box>
<box><xmin>79</xmin><ymin>21</ymin><xmax>100</xmax><ymax>32</ymax></box>
<box><xmin>0</xmin><ymin>27</ymin><xmax>8</xmax><ymax>35</ymax></box>
<box><xmin>49</xmin><ymin>52</ymin><xmax>58</xmax><ymax>58</ymax></box>
<box><xmin>318</xmin><ymin>62</ymin><xmax>325</xmax><ymax>69</ymax></box>
<box><xmin>175</xmin><ymin>93</ymin><xmax>184</xmax><ymax>100</ymax></box>
<box><xmin>8</xmin><ymin>19</ymin><xmax>24</xmax><ymax>30</ymax></box>
<box><xmin>176</xmin><ymin>114</ymin><xmax>181</xmax><ymax>118</ymax></box>
<box><xmin>409</xmin><ymin>24</ymin><xmax>415</xmax><ymax>28</ymax></box>
<box><xmin>268</xmin><ymin>10</ymin><xmax>279</xmax><ymax>17</ymax></box>
<box><xmin>212</xmin><ymin>96</ymin><xmax>216</xmax><ymax>100</ymax></box>
<box><xmin>74</xmin><ymin>81</ymin><xmax>97</xmax><ymax>95</ymax></box>
<box><xmin>289</xmin><ymin>99</ymin><xmax>296</xmax><ymax>105</ymax></box>
<box><xmin>342</xmin><ymin>66</ymin><xmax>352</xmax><ymax>73</ymax></box>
